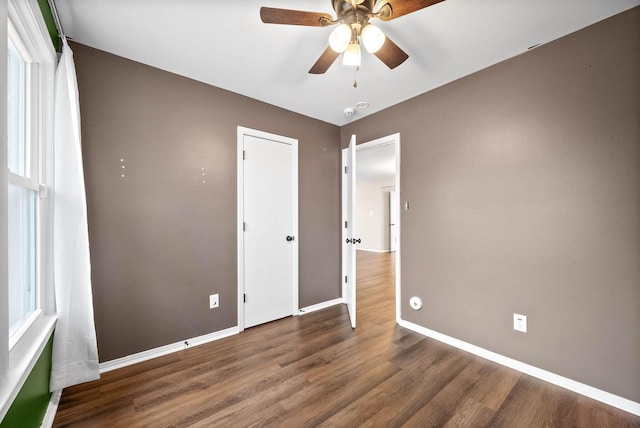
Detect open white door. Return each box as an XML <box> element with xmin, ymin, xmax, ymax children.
<box><xmin>342</xmin><ymin>135</ymin><xmax>357</xmax><ymax>328</ymax></box>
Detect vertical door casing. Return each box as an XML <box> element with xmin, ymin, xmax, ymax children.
<box><xmin>389</xmin><ymin>190</ymin><xmax>399</xmax><ymax>252</ymax></box>
<box><xmin>238</xmin><ymin>127</ymin><xmax>298</xmax><ymax>330</ymax></box>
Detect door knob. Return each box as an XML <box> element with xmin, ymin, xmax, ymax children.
<box><xmin>286</xmin><ymin>235</ymin><xmax>294</xmax><ymax>242</ymax></box>
<box><xmin>346</xmin><ymin>238</ymin><xmax>352</xmax><ymax>244</ymax></box>
<box><xmin>354</xmin><ymin>238</ymin><xmax>361</xmax><ymax>244</ymax></box>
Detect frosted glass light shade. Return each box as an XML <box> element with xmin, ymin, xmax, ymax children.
<box><xmin>342</xmin><ymin>42</ymin><xmax>361</xmax><ymax>67</ymax></box>
<box><xmin>361</xmin><ymin>24</ymin><xmax>385</xmax><ymax>53</ymax></box>
<box><xmin>329</xmin><ymin>24</ymin><xmax>352</xmax><ymax>53</ymax></box>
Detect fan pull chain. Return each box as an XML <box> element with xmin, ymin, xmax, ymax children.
<box><xmin>353</xmin><ymin>66</ymin><xmax>359</xmax><ymax>88</ymax></box>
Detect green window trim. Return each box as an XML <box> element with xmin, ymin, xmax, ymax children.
<box><xmin>0</xmin><ymin>336</ymin><xmax>53</xmax><ymax>427</ymax></box>
<box><xmin>36</xmin><ymin>0</ymin><xmax>60</xmax><ymax>52</ymax></box>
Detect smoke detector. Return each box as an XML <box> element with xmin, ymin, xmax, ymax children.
<box><xmin>344</xmin><ymin>107</ymin><xmax>355</xmax><ymax>117</ymax></box>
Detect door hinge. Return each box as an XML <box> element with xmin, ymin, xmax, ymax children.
<box><xmin>243</xmin><ymin>150</ymin><xmax>246</xmax><ymax>160</ymax></box>
<box><xmin>243</xmin><ymin>222</ymin><xmax>246</xmax><ymax>231</ymax></box>
<box><xmin>244</xmin><ymin>293</ymin><xmax>247</xmax><ymax>303</ymax></box>
<box><xmin>344</xmin><ymin>221</ymin><xmax>347</xmax><ymax>228</ymax></box>
<box><xmin>345</xmin><ymin>275</ymin><xmax>348</xmax><ymax>283</ymax></box>
<box><xmin>344</xmin><ymin>166</ymin><xmax>347</xmax><ymax>174</ymax></box>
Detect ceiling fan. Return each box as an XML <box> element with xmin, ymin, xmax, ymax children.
<box><xmin>260</xmin><ymin>0</ymin><xmax>444</xmax><ymax>74</ymax></box>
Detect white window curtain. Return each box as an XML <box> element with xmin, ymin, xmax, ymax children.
<box><xmin>50</xmin><ymin>39</ymin><xmax>100</xmax><ymax>392</ymax></box>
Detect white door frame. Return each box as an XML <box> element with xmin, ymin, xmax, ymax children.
<box><xmin>237</xmin><ymin>126</ymin><xmax>299</xmax><ymax>332</ymax></box>
<box><xmin>389</xmin><ymin>191</ymin><xmax>399</xmax><ymax>252</ymax></box>
<box><xmin>354</xmin><ymin>133</ymin><xmax>401</xmax><ymax>323</ymax></box>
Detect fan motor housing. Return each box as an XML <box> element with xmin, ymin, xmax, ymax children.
<box><xmin>333</xmin><ymin>0</ymin><xmax>377</xmax><ymax>18</ymax></box>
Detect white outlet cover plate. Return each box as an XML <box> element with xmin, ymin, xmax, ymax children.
<box><xmin>209</xmin><ymin>294</ymin><xmax>219</xmax><ymax>309</ymax></box>
<box><xmin>513</xmin><ymin>313</ymin><xmax>527</xmax><ymax>333</ymax></box>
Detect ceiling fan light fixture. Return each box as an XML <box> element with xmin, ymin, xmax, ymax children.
<box><xmin>342</xmin><ymin>42</ymin><xmax>361</xmax><ymax>67</ymax></box>
<box><xmin>329</xmin><ymin>24</ymin><xmax>352</xmax><ymax>53</ymax></box>
<box><xmin>361</xmin><ymin>23</ymin><xmax>385</xmax><ymax>53</ymax></box>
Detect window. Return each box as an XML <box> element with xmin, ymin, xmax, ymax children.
<box><xmin>7</xmin><ymin>36</ymin><xmax>27</xmax><ymax>175</ymax></box>
<box><xmin>1</xmin><ymin>0</ymin><xmax>56</xmax><ymax>418</ymax></box>
<box><xmin>7</xmin><ymin>29</ymin><xmax>40</xmax><ymax>343</ymax></box>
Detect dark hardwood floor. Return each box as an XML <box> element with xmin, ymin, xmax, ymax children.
<box><xmin>54</xmin><ymin>251</ymin><xmax>640</xmax><ymax>427</ymax></box>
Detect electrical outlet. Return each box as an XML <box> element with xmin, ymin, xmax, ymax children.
<box><xmin>513</xmin><ymin>313</ymin><xmax>527</xmax><ymax>333</ymax></box>
<box><xmin>209</xmin><ymin>294</ymin><xmax>219</xmax><ymax>309</ymax></box>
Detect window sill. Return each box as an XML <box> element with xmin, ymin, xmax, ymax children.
<box><xmin>0</xmin><ymin>314</ymin><xmax>56</xmax><ymax>421</ymax></box>
<box><xmin>9</xmin><ymin>309</ymin><xmax>42</xmax><ymax>350</ymax></box>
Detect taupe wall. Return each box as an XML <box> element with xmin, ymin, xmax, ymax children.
<box><xmin>342</xmin><ymin>8</ymin><xmax>640</xmax><ymax>402</ymax></box>
<box><xmin>73</xmin><ymin>43</ymin><xmax>341</xmax><ymax>362</ymax></box>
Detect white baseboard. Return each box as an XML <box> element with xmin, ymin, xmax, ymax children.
<box><xmin>299</xmin><ymin>298</ymin><xmax>344</xmax><ymax>315</ymax></box>
<box><xmin>398</xmin><ymin>319</ymin><xmax>640</xmax><ymax>417</ymax></box>
<box><xmin>41</xmin><ymin>389</ymin><xmax>61</xmax><ymax>428</ymax></box>
<box><xmin>356</xmin><ymin>248</ymin><xmax>390</xmax><ymax>253</ymax></box>
<box><xmin>99</xmin><ymin>326</ymin><xmax>239</xmax><ymax>373</ymax></box>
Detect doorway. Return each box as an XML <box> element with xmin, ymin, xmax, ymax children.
<box><xmin>356</xmin><ymin>134</ymin><xmax>400</xmax><ymax>322</ymax></box>
<box><xmin>237</xmin><ymin>127</ymin><xmax>299</xmax><ymax>330</ymax></box>
<box><xmin>342</xmin><ymin>133</ymin><xmax>400</xmax><ymax>326</ymax></box>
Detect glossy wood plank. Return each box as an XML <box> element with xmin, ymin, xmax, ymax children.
<box><xmin>54</xmin><ymin>250</ymin><xmax>640</xmax><ymax>427</ymax></box>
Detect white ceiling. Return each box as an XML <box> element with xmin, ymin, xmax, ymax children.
<box><xmin>55</xmin><ymin>0</ymin><xmax>639</xmax><ymax>126</ymax></box>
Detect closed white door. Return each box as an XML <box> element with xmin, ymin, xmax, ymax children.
<box><xmin>238</xmin><ymin>128</ymin><xmax>298</xmax><ymax>329</ymax></box>
<box><xmin>342</xmin><ymin>135</ymin><xmax>357</xmax><ymax>328</ymax></box>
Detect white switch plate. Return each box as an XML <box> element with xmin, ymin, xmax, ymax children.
<box><xmin>513</xmin><ymin>313</ymin><xmax>527</xmax><ymax>333</ymax></box>
<box><xmin>209</xmin><ymin>294</ymin><xmax>219</xmax><ymax>309</ymax></box>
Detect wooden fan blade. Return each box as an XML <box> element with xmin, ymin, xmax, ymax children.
<box><xmin>260</xmin><ymin>7</ymin><xmax>334</xmax><ymax>27</ymax></box>
<box><xmin>377</xmin><ymin>0</ymin><xmax>445</xmax><ymax>21</ymax></box>
<box><xmin>309</xmin><ymin>46</ymin><xmax>340</xmax><ymax>74</ymax></box>
<box><xmin>374</xmin><ymin>36</ymin><xmax>409</xmax><ymax>69</ymax></box>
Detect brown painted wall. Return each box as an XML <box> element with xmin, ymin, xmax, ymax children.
<box><xmin>73</xmin><ymin>43</ymin><xmax>341</xmax><ymax>362</ymax></box>
<box><xmin>341</xmin><ymin>8</ymin><xmax>640</xmax><ymax>402</ymax></box>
